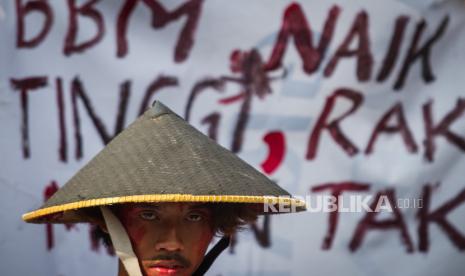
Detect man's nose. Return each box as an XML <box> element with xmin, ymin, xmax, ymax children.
<box><xmin>155</xmin><ymin>225</ymin><xmax>184</xmax><ymax>251</ymax></box>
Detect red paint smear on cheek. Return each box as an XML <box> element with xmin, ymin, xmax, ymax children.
<box><xmin>119</xmin><ymin>210</ymin><xmax>146</xmax><ymax>245</ymax></box>
<box><xmin>195</xmin><ymin>230</ymin><xmax>213</xmax><ymax>259</ymax></box>
<box><xmin>130</xmin><ymin>225</ymin><xmax>147</xmax><ymax>245</ymax></box>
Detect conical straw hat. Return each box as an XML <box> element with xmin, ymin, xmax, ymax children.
<box><xmin>23</xmin><ymin>101</ymin><xmax>305</xmax><ymax>223</ymax></box>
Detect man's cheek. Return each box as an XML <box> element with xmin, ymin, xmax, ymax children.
<box><xmin>195</xmin><ymin>231</ymin><xmax>214</xmax><ymax>258</ymax></box>
<box><xmin>126</xmin><ymin>223</ymin><xmax>149</xmax><ymax>256</ymax></box>
<box><xmin>132</xmin><ymin>225</ymin><xmax>148</xmax><ymax>245</ymax></box>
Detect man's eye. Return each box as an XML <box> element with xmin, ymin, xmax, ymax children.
<box><xmin>139</xmin><ymin>211</ymin><xmax>158</xmax><ymax>221</ymax></box>
<box><xmin>187</xmin><ymin>213</ymin><xmax>203</xmax><ymax>222</ymax></box>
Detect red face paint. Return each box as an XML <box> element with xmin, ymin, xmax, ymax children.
<box><xmin>132</xmin><ymin>225</ymin><xmax>147</xmax><ymax>246</ymax></box>
<box><xmin>194</xmin><ymin>228</ymin><xmax>214</xmax><ymax>260</ymax></box>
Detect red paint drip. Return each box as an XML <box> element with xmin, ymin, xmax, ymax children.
<box><xmin>218</xmin><ymin>91</ymin><xmax>246</xmax><ymax>105</ymax></box>
<box><xmin>44</xmin><ymin>181</ymin><xmax>59</xmax><ymax>251</ymax></box>
<box><xmin>43</xmin><ymin>181</ymin><xmax>76</xmax><ymax>251</ymax></box>
<box><xmin>44</xmin><ymin>181</ymin><xmax>59</xmax><ymax>202</ymax></box>
<box><xmin>260</xmin><ymin>131</ymin><xmax>285</xmax><ymax>175</ymax></box>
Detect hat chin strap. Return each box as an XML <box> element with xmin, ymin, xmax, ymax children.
<box><xmin>100</xmin><ymin>207</ymin><xmax>143</xmax><ymax>276</ymax></box>
<box><xmin>100</xmin><ymin>206</ymin><xmax>230</xmax><ymax>276</ymax></box>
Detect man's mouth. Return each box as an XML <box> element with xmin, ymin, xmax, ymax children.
<box><xmin>147</xmin><ymin>260</ymin><xmax>186</xmax><ymax>275</ymax></box>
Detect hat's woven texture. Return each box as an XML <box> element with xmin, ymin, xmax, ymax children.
<box><xmin>23</xmin><ymin>102</ymin><xmax>304</xmax><ymax>223</ymax></box>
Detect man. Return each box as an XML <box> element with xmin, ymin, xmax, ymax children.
<box><xmin>23</xmin><ymin>101</ymin><xmax>305</xmax><ymax>276</ymax></box>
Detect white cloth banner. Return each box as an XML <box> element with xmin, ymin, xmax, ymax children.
<box><xmin>1</xmin><ymin>0</ymin><xmax>464</xmax><ymax>275</ymax></box>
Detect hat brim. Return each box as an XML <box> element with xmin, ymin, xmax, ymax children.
<box><xmin>23</xmin><ymin>194</ymin><xmax>306</xmax><ymax>223</ymax></box>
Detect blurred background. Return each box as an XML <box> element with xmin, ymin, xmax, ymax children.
<box><xmin>1</xmin><ymin>0</ymin><xmax>465</xmax><ymax>275</ymax></box>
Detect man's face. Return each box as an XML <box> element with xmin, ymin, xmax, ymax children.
<box><xmin>118</xmin><ymin>202</ymin><xmax>215</xmax><ymax>276</ymax></box>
